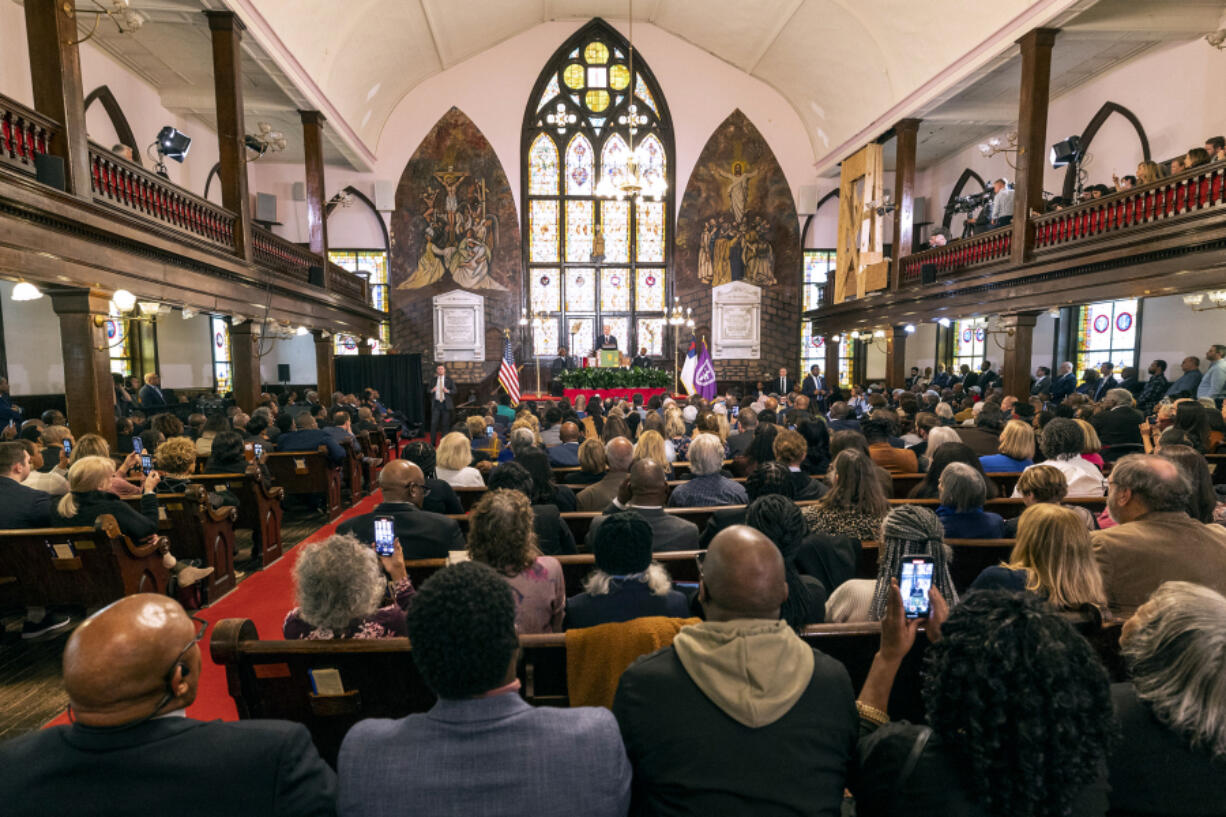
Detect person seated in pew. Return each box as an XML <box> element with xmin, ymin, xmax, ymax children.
<box><xmin>486</xmin><ymin>461</ymin><xmax>575</xmax><ymax>556</ymax></box>
<box><xmin>0</xmin><ymin>441</ymin><xmax>73</xmax><ymax>638</ymax></box>
<box><xmin>851</xmin><ymin>587</ymin><xmax>1113</xmax><ymax>817</ymax></box>
<box><xmin>613</xmin><ymin>526</ymin><xmax>858</xmax><ymax>816</ymax></box>
<box><xmin>468</xmin><ymin>488</ymin><xmax>565</xmax><ymax>633</ymax></box>
<box><xmin>154</xmin><ymin>436</ymin><xmax>203</xmax><ymax>494</ymax></box>
<box><xmin>1077</xmin><ymin>418</ymin><xmax>1107</xmax><ymax>469</ymax></box>
<box><xmin>1107</xmin><ymin>581</ymin><xmax>1226</xmax><ymax>815</ymax></box>
<box><xmin>829</xmin><ymin>430</ymin><xmax>895</xmax><ymax>498</ymax></box>
<box><xmin>1015</xmin><ymin>417</ymin><xmax>1107</xmax><ymax>499</ymax></box>
<box><xmin>1158</xmin><ymin>444</ymin><xmax>1218</xmax><ymax>524</ymax></box>
<box><xmin>400</xmin><ymin>441</ymin><xmax>463</xmax><ymax>515</ymax></box>
<box><xmin>464</xmin><ymin>414</ymin><xmax>498</xmax><ymax>461</ymax></box>
<box><xmin>0</xmin><ymin>594</ymin><xmax>336</xmax><ymax>817</ymax></box>
<box><xmin>564</xmin><ymin>437</ymin><xmax>609</xmax><ymax>486</ymax></box>
<box><xmin>978</xmin><ymin>418</ymin><xmax>1035</xmax><ymax>474</ymax></box>
<box><xmin>970</xmin><ymin>504</ymin><xmax>1108</xmax><ymax>613</ymax></box>
<box><xmin>825</xmin><ymin>505</ymin><xmax>959</xmax><ymax>623</ymax></box>
<box><xmin>435</xmin><ymin>431</ymin><xmax>486</xmax><ymax>488</ymax></box>
<box><xmin>745</xmin><ymin>495</ymin><xmax>827</xmax><ymax>627</ymax></box>
<box><xmin>275</xmin><ymin>413</ymin><xmax>346</xmax><ymax>466</ymax></box>
<box><xmin>864</xmin><ymin>416</ymin><xmax>918</xmax><ymax>475</ymax></box>
<box><xmin>1003</xmin><ymin>464</ymin><xmax>1096</xmax><ymax>536</ymax></box>
<box><xmin>241</xmin><ymin>415</ymin><xmax>275</xmax><ymax>451</ymax></box>
<box><xmin>797</xmin><ymin>419</ymin><xmax>831</xmax><ymax>476</ymax></box>
<box><xmin>633</xmin><ymin>429</ymin><xmax>673</xmax><ymax>479</ymax></box>
<box><xmin>517</xmin><ymin>448</ymin><xmax>577</xmax><ymax>512</ymax></box>
<box><xmin>337</xmin><ymin>461</ymin><xmax>465</xmax><ymax>560</ymax></box>
<box><xmin>700</xmin><ymin>461</ymin><xmax>794</xmax><ymax>546</ymax></box>
<box><xmin>354</xmin><ymin>406</ymin><xmax>381</xmax><ymax>435</ymax></box>
<box><xmin>908</xmin><ymin>441</ymin><xmax>998</xmax><ymax>500</ymax></box>
<box><xmin>36</xmin><ymin>424</ymin><xmax>72</xmax><ymax>475</ymax></box>
<box><xmin>591</xmin><ymin>459</ymin><xmax>701</xmax><ymax>552</ymax></box>
<box><xmin>150</xmin><ymin>412</ymin><xmax>187</xmax><ymax>442</ymax></box>
<box><xmin>576</xmin><ymin>437</ymin><xmax>634</xmax><ymax>511</ymax></box>
<box><xmin>803</xmin><ymin>449</ymin><xmax>889</xmax><ymax>541</ymax></box>
<box><xmin>284</xmin><ymin>533</ymin><xmax>414</xmax><ymax>639</ymax></box>
<box><xmin>1092</xmin><ymin>455</ymin><xmax>1226</xmax><ymax>617</ymax></box>
<box><xmin>193</xmin><ymin>414</ymin><xmax>230</xmax><ymax>458</ymax></box>
<box><xmin>54</xmin><ymin>456</ymin><xmax>213</xmax><ymax>589</ymax></box>
<box><xmin>547</xmin><ymin>420</ymin><xmax>582</xmax><ymax>467</ymax></box>
<box><xmin>337</xmin><ymin>561</ymin><xmax>629</xmax><ymax>817</ymax></box>
<box><xmin>934</xmin><ymin>462</ymin><xmax>1005</xmax><ymax>540</ymax></box>
<box><xmin>72</xmin><ymin>433</ymin><xmax>143</xmax><ymax>498</ymax></box>
<box><xmin>17</xmin><ymin>438</ymin><xmax>69</xmax><ymax>496</ymax></box>
<box><xmin>773</xmin><ymin>427</ymin><xmax>828</xmax><ymax>501</ymax></box>
<box><xmin>565</xmin><ymin>511</ymin><xmax>689</xmax><ymax>630</ymax></box>
<box><xmin>667</xmin><ymin>433</ymin><xmax>744</xmax><ymax>507</ymax></box>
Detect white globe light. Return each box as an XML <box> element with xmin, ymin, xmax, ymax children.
<box><xmin>11</xmin><ymin>282</ymin><xmax>43</xmax><ymax>301</ymax></box>
<box><xmin>112</xmin><ymin>289</ymin><xmax>137</xmax><ymax>313</ymax></box>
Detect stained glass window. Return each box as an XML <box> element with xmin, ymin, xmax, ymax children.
<box><xmin>801</xmin><ymin>331</ymin><xmax>825</xmax><ymax>374</ymax></box>
<box><xmin>105</xmin><ymin>313</ymin><xmax>133</xmax><ymax>377</ymax></box>
<box><xmin>334</xmin><ymin>334</ymin><xmax>360</xmax><ymax>356</ymax></box>
<box><xmin>952</xmin><ymin>318</ymin><xmax>987</xmax><ymax>376</ymax></box>
<box><xmin>210</xmin><ymin>316</ymin><xmax>232</xmax><ymax>394</ymax></box>
<box><xmin>523</xmin><ymin>20</ymin><xmax>673</xmax><ymax>361</ymax></box>
<box><xmin>838</xmin><ymin>339</ymin><xmax>855</xmax><ymax>387</ymax></box>
<box><xmin>330</xmin><ymin>249</ymin><xmax>391</xmax><ymax>353</ymax></box>
<box><xmin>1076</xmin><ymin>299</ymin><xmax>1139</xmax><ymax>373</ymax></box>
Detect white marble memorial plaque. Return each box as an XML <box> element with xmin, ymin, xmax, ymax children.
<box><xmin>433</xmin><ymin>290</ymin><xmax>485</xmax><ymax>362</ymax></box>
<box><xmin>711</xmin><ymin>281</ymin><xmax>761</xmax><ymax>359</ymax></box>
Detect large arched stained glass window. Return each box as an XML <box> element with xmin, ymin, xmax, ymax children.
<box><xmin>521</xmin><ymin>19</ymin><xmax>674</xmax><ymax>360</ymax></box>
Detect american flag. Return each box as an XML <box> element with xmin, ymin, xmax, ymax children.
<box><xmin>498</xmin><ymin>333</ymin><xmax>520</xmax><ymax>405</ymax></box>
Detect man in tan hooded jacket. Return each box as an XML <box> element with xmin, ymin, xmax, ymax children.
<box><xmin>612</xmin><ymin>526</ymin><xmax>857</xmax><ymax>816</ymax></box>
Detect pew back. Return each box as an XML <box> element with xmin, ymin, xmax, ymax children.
<box><xmin>191</xmin><ymin>470</ymin><xmax>285</xmax><ymax>567</ymax></box>
<box><xmin>124</xmin><ymin>487</ymin><xmax>238</xmax><ymax>601</ymax></box>
<box><xmin>264</xmin><ymin>449</ymin><xmax>342</xmax><ymax>518</ymax></box>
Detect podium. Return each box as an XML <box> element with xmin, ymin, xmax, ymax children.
<box><xmin>597</xmin><ymin>349</ymin><xmax>620</xmax><ymax>368</ymax></box>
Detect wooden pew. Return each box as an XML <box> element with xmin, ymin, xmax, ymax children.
<box><xmin>264</xmin><ymin>448</ymin><xmax>343</xmax><ymax>519</ymax></box>
<box><xmin>0</xmin><ymin>515</ymin><xmax>171</xmax><ymax>609</ymax></box>
<box><xmin>125</xmin><ymin>487</ymin><xmax>239</xmax><ymax>602</ymax></box>
<box><xmin>890</xmin><ymin>472</ymin><xmax>1021</xmax><ymax>498</ymax></box>
<box><xmin>210</xmin><ymin>618</ymin><xmax>930</xmax><ymax>768</ymax></box>
<box><xmin>355</xmin><ymin>431</ymin><xmax>383</xmax><ymax>491</ymax></box>
<box><xmin>192</xmin><ymin>469</ymin><xmax>285</xmax><ymax>567</ymax></box>
<box><xmin>342</xmin><ymin>443</ymin><xmax>366</xmax><ymax>503</ymax></box>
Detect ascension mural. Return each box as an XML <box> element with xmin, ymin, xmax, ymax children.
<box><xmin>390</xmin><ymin>107</ymin><xmax>519</xmax><ymax>370</ymax></box>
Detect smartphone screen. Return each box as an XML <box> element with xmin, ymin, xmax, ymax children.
<box><xmin>485</xmin><ymin>425</ymin><xmax>494</xmax><ymax>438</ymax></box>
<box><xmin>61</xmin><ymin>439</ymin><xmax>72</xmax><ymax>455</ymax></box>
<box><xmin>132</xmin><ymin>437</ymin><xmax>143</xmax><ymax>454</ymax></box>
<box><xmin>732</xmin><ymin>405</ymin><xmax>740</xmax><ymax>417</ymax></box>
<box><xmin>373</xmin><ymin>516</ymin><xmax>395</xmax><ymax>557</ymax></box>
<box><xmin>253</xmin><ymin>442</ymin><xmax>264</xmax><ymax>459</ymax></box>
<box><xmin>140</xmin><ymin>454</ymin><xmax>152</xmax><ymax>474</ymax></box>
<box><xmin>899</xmin><ymin>556</ymin><xmax>935</xmax><ymax>619</ymax></box>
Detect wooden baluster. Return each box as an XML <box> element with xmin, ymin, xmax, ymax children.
<box><xmin>1199</xmin><ymin>176</ymin><xmax>1210</xmax><ymax>208</ymax></box>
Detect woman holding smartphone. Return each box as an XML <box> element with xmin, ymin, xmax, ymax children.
<box><xmin>284</xmin><ymin>533</ymin><xmax>414</xmax><ymax>639</ymax></box>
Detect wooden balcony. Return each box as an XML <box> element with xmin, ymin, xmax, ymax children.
<box><xmin>809</xmin><ymin>161</ymin><xmax>1226</xmax><ymax>333</ymax></box>
<box><xmin>0</xmin><ymin>92</ymin><xmax>378</xmax><ymax>334</ymax></box>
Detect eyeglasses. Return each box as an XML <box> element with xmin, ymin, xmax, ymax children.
<box><xmin>695</xmin><ymin>550</ymin><xmax>707</xmax><ymax>576</ymax></box>
<box><xmin>409</xmin><ymin>483</ymin><xmax>432</xmax><ymax>497</ymax></box>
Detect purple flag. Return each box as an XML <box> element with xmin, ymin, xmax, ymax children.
<box><xmin>694</xmin><ymin>339</ymin><xmax>718</xmax><ymax>400</ymax></box>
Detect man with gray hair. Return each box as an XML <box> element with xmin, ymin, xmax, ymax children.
<box><xmin>667</xmin><ymin>434</ymin><xmax>747</xmax><ymax>508</ymax></box>
<box><xmin>1092</xmin><ymin>454</ymin><xmax>1226</xmax><ymax>616</ymax></box>
<box><xmin>508</xmin><ymin>427</ymin><xmax>537</xmax><ymax>460</ymax></box>
<box><xmin>1051</xmin><ymin>361</ymin><xmax>1077</xmax><ymax>402</ymax></box>
<box><xmin>935</xmin><ymin>461</ymin><xmax>1005</xmax><ymax>538</ymax></box>
<box><xmin>1090</xmin><ymin>388</ymin><xmax>1146</xmax><ymax>460</ymax></box>
<box><xmin>576</xmin><ymin>437</ymin><xmax>634</xmax><ymax>512</ymax></box>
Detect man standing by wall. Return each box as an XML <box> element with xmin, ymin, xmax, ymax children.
<box><xmin>429</xmin><ymin>364</ymin><xmax>455</xmax><ymax>444</ymax></box>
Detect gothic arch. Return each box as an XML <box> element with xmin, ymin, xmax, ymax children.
<box><xmin>325</xmin><ymin>185</ymin><xmax>389</xmax><ymax>253</ymax></box>
<box><xmin>941</xmin><ymin>168</ymin><xmax>988</xmax><ymax>229</ymax></box>
<box><xmin>1062</xmin><ymin>101</ymin><xmax>1150</xmax><ymax>199</ymax></box>
<box><xmin>84</xmin><ymin>85</ymin><xmax>141</xmax><ymax>165</ymax></box>
<box><xmin>801</xmin><ymin>189</ymin><xmax>839</xmax><ymax>247</ymax></box>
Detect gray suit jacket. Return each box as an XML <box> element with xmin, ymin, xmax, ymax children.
<box><xmin>587</xmin><ymin>504</ymin><xmax>700</xmax><ymax>552</ymax></box>
<box><xmin>576</xmin><ymin>470</ymin><xmax>628</xmax><ymax>512</ymax></box>
<box><xmin>337</xmin><ymin>693</ymin><xmax>630</xmax><ymax>817</ymax></box>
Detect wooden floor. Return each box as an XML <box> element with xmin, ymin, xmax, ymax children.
<box><xmin>0</xmin><ymin>507</ymin><xmax>330</xmax><ymax>742</ymax></box>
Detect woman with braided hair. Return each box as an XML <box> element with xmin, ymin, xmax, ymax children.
<box><xmin>824</xmin><ymin>504</ymin><xmax>959</xmax><ymax>623</ymax></box>
<box><xmin>744</xmin><ymin>494</ymin><xmax>826</xmax><ymax>628</ymax></box>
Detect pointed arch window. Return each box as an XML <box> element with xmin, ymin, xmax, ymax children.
<box><xmin>522</xmin><ymin>19</ymin><xmax>674</xmax><ymax>359</ymax></box>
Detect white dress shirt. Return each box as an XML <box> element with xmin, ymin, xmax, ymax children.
<box><xmin>1014</xmin><ymin>457</ymin><xmax>1106</xmax><ymax>499</ymax></box>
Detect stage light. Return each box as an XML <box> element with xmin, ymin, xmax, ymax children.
<box><xmin>156</xmin><ymin>127</ymin><xmax>192</xmax><ymax>162</ymax></box>
<box><xmin>1050</xmin><ymin>135</ymin><xmax>1082</xmax><ymax>168</ymax></box>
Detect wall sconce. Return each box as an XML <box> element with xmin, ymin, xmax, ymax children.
<box><xmin>11</xmin><ymin>281</ymin><xmax>43</xmax><ymax>301</ymax></box>
<box><xmin>71</xmin><ymin>0</ymin><xmax>143</xmax><ymax>46</ymax></box>
<box><xmin>111</xmin><ymin>289</ymin><xmax>137</xmax><ymax>313</ymax></box>
<box><xmin>978</xmin><ymin>132</ymin><xmax>1020</xmax><ymax>169</ymax></box>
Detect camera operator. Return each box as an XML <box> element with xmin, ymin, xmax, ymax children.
<box><xmin>989</xmin><ymin>178</ymin><xmax>1014</xmax><ymax>227</ymax></box>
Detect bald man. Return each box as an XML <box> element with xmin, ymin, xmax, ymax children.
<box><xmin>337</xmin><ymin>460</ymin><xmax>465</xmax><ymax>559</ymax></box>
<box><xmin>613</xmin><ymin>527</ymin><xmax>857</xmax><ymax>814</ymax></box>
<box><xmin>547</xmin><ymin>421</ymin><xmax>582</xmax><ymax>467</ymax></box>
<box><xmin>0</xmin><ymin>595</ymin><xmax>335</xmax><ymax>816</ymax></box>
<box><xmin>585</xmin><ymin>458</ymin><xmax>700</xmax><ymax>551</ymax></box>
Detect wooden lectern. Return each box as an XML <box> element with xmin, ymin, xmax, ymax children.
<box><xmin>597</xmin><ymin>349</ymin><xmax>621</xmax><ymax>368</ymax></box>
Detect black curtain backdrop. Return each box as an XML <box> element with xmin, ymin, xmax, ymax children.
<box><xmin>336</xmin><ymin>353</ymin><xmax>423</xmax><ymax>424</ymax></box>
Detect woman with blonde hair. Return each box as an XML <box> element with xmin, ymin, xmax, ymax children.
<box><xmin>468</xmin><ymin>488</ymin><xmax>564</xmax><ymax>633</ymax></box>
<box><xmin>1136</xmin><ymin>160</ymin><xmax>1164</xmax><ymax>185</ymax></box>
<box><xmin>435</xmin><ymin>431</ymin><xmax>485</xmax><ymax>487</ymax></box>
<box><xmin>71</xmin><ymin>433</ymin><xmax>142</xmax><ymax>497</ymax></box>
<box><xmin>663</xmin><ymin>408</ymin><xmax>691</xmax><ymax>461</ymax></box>
<box><xmin>970</xmin><ymin>503</ymin><xmax>1108</xmax><ymax>611</ymax></box>
<box><xmin>979</xmin><ymin>419</ymin><xmax>1036</xmax><ymax>473</ymax></box>
<box><xmin>564</xmin><ymin>437</ymin><xmax>608</xmax><ymax>485</ymax></box>
<box><xmin>1076</xmin><ymin>418</ymin><xmax>1105</xmax><ymax>468</ymax></box>
<box><xmin>633</xmin><ymin>429</ymin><xmax>669</xmax><ymax>469</ymax></box>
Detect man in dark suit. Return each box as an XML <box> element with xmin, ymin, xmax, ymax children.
<box><xmin>592</xmin><ymin>324</ymin><xmax>618</xmax><ymax>355</ymax></box>
<box><xmin>0</xmin><ymin>594</ymin><xmax>336</xmax><ymax>817</ymax></box>
<box><xmin>428</xmin><ymin>364</ymin><xmax>455</xmax><ymax>444</ymax></box>
<box><xmin>727</xmin><ymin>409</ymin><xmax>758</xmax><ymax>457</ymax></box>
<box><xmin>276</xmin><ymin>414</ymin><xmax>347</xmax><ymax>465</ymax></box>
<box><xmin>138</xmin><ymin>372</ymin><xmax>167</xmax><ymax>409</ymax></box>
<box><xmin>547</xmin><ymin>421</ymin><xmax>582</xmax><ymax>467</ymax></box>
<box><xmin>801</xmin><ymin>365</ymin><xmax>828</xmax><ymax>412</ymax></box>
<box><xmin>550</xmin><ymin>346</ymin><xmax>576</xmax><ymax>395</ymax></box>
<box><xmin>773</xmin><ymin>367</ymin><xmax>791</xmax><ymax>396</ymax></box>
<box><xmin>977</xmin><ymin>361</ymin><xmax>999</xmax><ymax>392</ymax></box>
<box><xmin>826</xmin><ymin>402</ymin><xmax>861</xmax><ymax>433</ymax></box>
<box><xmin>587</xmin><ymin>459</ymin><xmax>699</xmax><ymax>552</ymax></box>
<box><xmin>1030</xmin><ymin>366</ymin><xmax>1052</xmax><ymax>396</ymax></box>
<box><xmin>1093</xmin><ymin>362</ymin><xmax>1119</xmax><ymax>401</ymax></box>
<box><xmin>0</xmin><ymin>377</ymin><xmax>22</xmax><ymax>427</ymax></box>
<box><xmin>630</xmin><ymin>347</ymin><xmax>651</xmax><ymax>369</ymax></box>
<box><xmin>337</xmin><ymin>460</ymin><xmax>465</xmax><ymax>559</ymax></box>
<box><xmin>1051</xmin><ymin>361</ymin><xmax>1077</xmax><ymax>403</ymax></box>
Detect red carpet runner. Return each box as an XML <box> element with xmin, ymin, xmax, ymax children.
<box><xmin>46</xmin><ymin>491</ymin><xmax>384</xmax><ymax>727</ymax></box>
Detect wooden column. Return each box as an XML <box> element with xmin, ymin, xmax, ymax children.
<box><xmin>1010</xmin><ymin>28</ymin><xmax>1059</xmax><ymax>266</ymax></box>
<box><xmin>313</xmin><ymin>331</ymin><xmax>335</xmax><ymax>399</ymax></box>
<box><xmin>299</xmin><ymin>111</ymin><xmax>329</xmax><ymax>259</ymax></box>
<box><xmin>890</xmin><ymin>119</ymin><xmax>920</xmax><ymax>289</ymax></box>
<box><xmin>24</xmin><ymin>0</ymin><xmax>90</xmax><ymax>197</ymax></box>
<box><xmin>229</xmin><ymin>322</ymin><xmax>261</xmax><ymax>411</ymax></box>
<box><xmin>1000</xmin><ymin>313</ymin><xmax>1039</xmax><ymax>399</ymax></box>
<box><xmin>824</xmin><ymin>333</ymin><xmax>840</xmax><ymax>391</ymax></box>
<box><xmin>49</xmin><ymin>289</ymin><xmax>117</xmax><ymax>445</ymax></box>
<box><xmin>885</xmin><ymin>326</ymin><xmax>908</xmax><ymax>390</ymax></box>
<box><xmin>205</xmin><ymin>11</ymin><xmax>252</xmax><ymax>261</ymax></box>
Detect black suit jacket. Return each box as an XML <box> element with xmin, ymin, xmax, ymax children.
<box><xmin>0</xmin><ymin>477</ymin><xmax>52</xmax><ymax>528</ymax></box>
<box><xmin>773</xmin><ymin>377</ymin><xmax>792</xmax><ymax>395</ymax></box>
<box><xmin>138</xmin><ymin>383</ymin><xmax>167</xmax><ymax>408</ymax></box>
<box><xmin>727</xmin><ymin>430</ymin><xmax>755</xmax><ymax>458</ymax></box>
<box><xmin>592</xmin><ymin>334</ymin><xmax>619</xmax><ymax>354</ymax></box>
<box><xmin>699</xmin><ymin>506</ymin><xmax>746</xmax><ymax>548</ymax></box>
<box><xmin>1051</xmin><ymin>372</ymin><xmax>1077</xmax><ymax>401</ymax></box>
<box><xmin>337</xmin><ymin>500</ymin><xmax>465</xmax><ymax>560</ymax></box>
<box><xmin>1093</xmin><ymin>375</ymin><xmax>1119</xmax><ymax>401</ymax></box>
<box><xmin>802</xmin><ymin>375</ymin><xmax>826</xmax><ymax>399</ymax></box>
<box><xmin>0</xmin><ymin>717</ymin><xmax>336</xmax><ymax>817</ymax></box>
<box><xmin>630</xmin><ymin>355</ymin><xmax>651</xmax><ymax>369</ymax></box>
<box><xmin>421</xmin><ymin>478</ymin><xmax>462</xmax><ymax>515</ymax></box>
<box><xmin>532</xmin><ymin>503</ymin><xmax>576</xmax><ymax>555</ymax></box>
<box><xmin>550</xmin><ymin>356</ymin><xmax>575</xmax><ymax>378</ymax></box>
<box><xmin>428</xmin><ymin>376</ymin><xmax>456</xmax><ymax>408</ymax></box>
<box><xmin>1030</xmin><ymin>376</ymin><xmax>1051</xmax><ymax>395</ymax></box>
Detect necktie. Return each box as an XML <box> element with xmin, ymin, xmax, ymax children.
<box><xmin>435</xmin><ymin>379</ymin><xmax>444</xmax><ymax>401</ymax></box>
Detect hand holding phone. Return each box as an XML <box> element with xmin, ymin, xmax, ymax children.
<box><xmin>61</xmin><ymin>438</ymin><xmax>73</xmax><ymax>456</ymax></box>
<box><xmin>132</xmin><ymin>437</ymin><xmax>143</xmax><ymax>454</ymax></box>
<box><xmin>373</xmin><ymin>516</ymin><xmax>395</xmax><ymax>557</ymax></box>
<box><xmin>140</xmin><ymin>454</ymin><xmax>152</xmax><ymax>474</ymax></box>
<box><xmin>899</xmin><ymin>556</ymin><xmax>935</xmax><ymax>619</ymax></box>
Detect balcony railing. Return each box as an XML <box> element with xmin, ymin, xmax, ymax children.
<box><xmin>252</xmin><ymin>225</ymin><xmax>317</xmax><ymax>283</ymax></box>
<box><xmin>327</xmin><ymin>262</ymin><xmax>368</xmax><ymax>303</ymax></box>
<box><xmin>0</xmin><ymin>96</ymin><xmax>55</xmax><ymax>176</ymax></box>
<box><xmin>89</xmin><ymin>144</ymin><xmax>236</xmax><ymax>251</ymax></box>
<box><xmin>1033</xmin><ymin>163</ymin><xmax>1226</xmax><ymax>251</ymax></box>
<box><xmin>898</xmin><ymin>225</ymin><xmax>1012</xmax><ymax>284</ymax></box>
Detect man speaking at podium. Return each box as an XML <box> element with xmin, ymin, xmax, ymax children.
<box><xmin>592</xmin><ymin>324</ymin><xmax>619</xmax><ymax>356</ymax></box>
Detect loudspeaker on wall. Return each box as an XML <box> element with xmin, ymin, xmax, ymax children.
<box><xmin>35</xmin><ymin>154</ymin><xmax>66</xmax><ymax>191</ymax></box>
<box><xmin>277</xmin><ymin>364</ymin><xmax>290</xmax><ymax>382</ymax></box>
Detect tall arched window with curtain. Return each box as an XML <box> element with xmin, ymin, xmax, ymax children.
<box><xmin>521</xmin><ymin>19</ymin><xmax>674</xmax><ymax>360</ymax></box>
